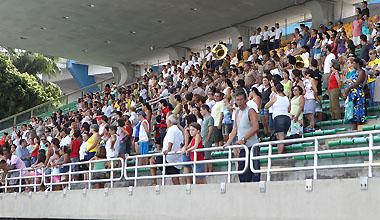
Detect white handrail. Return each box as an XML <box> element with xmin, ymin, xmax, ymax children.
<box><xmin>250</xmin><ymin>130</ymin><xmax>380</xmax><ymax>181</ymax></box>
<box><xmin>0</xmin><ymin>158</ymin><xmax>124</xmax><ymax>193</ymax></box>
<box><xmin>124</xmin><ymin>145</ymin><xmax>248</xmax><ymax>186</ymax></box>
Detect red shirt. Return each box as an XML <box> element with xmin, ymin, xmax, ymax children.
<box><xmin>328</xmin><ymin>71</ymin><xmax>340</xmax><ymax>90</ymax></box>
<box><xmin>189</xmin><ymin>137</ymin><xmax>204</xmax><ymax>161</ymax></box>
<box><xmin>0</xmin><ymin>137</ymin><xmax>5</xmax><ymax>146</ymax></box>
<box><xmin>31</xmin><ymin>145</ymin><xmax>39</xmax><ymax>157</ymax></box>
<box><xmin>70</xmin><ymin>139</ymin><xmax>81</xmax><ymax>158</ymax></box>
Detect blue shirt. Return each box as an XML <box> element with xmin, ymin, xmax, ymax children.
<box><xmin>16</xmin><ymin>146</ymin><xmax>30</xmax><ymax>161</ymax></box>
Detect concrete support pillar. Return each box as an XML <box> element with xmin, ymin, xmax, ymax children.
<box><xmin>166</xmin><ymin>46</ymin><xmax>190</xmax><ymax>61</ymax></box>
<box><xmin>113</xmin><ymin>62</ymin><xmax>134</xmax><ymax>86</ymax></box>
<box><xmin>305</xmin><ymin>0</ymin><xmax>334</xmax><ymax>29</ymax></box>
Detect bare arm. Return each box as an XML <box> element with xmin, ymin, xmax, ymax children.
<box><xmin>187</xmin><ymin>134</ymin><xmax>201</xmax><ymax>152</ymax></box>
<box><xmin>264</xmin><ymin>96</ymin><xmax>277</xmax><ymax>109</ymax></box>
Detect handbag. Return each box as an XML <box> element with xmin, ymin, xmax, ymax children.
<box><xmin>344</xmin><ymin>97</ymin><xmax>354</xmax><ymax>121</ymax></box>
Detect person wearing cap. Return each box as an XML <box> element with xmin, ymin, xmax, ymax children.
<box><xmin>328</xmin><ymin>59</ymin><xmax>342</xmax><ymax>120</ymax></box>
<box><xmin>137</xmin><ymin>111</ymin><xmax>150</xmax><ymax>165</ymax></box>
<box><xmin>86</xmin><ymin>124</ymin><xmax>100</xmax><ymax>160</ymax></box>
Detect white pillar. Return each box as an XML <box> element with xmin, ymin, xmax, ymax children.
<box><xmin>305</xmin><ymin>0</ymin><xmax>335</xmax><ymax>28</ymax></box>
<box><xmin>113</xmin><ymin>62</ymin><xmax>134</xmax><ymax>86</ymax></box>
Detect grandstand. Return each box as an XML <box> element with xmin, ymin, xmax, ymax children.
<box><xmin>0</xmin><ymin>0</ymin><xmax>380</xmax><ymax>220</ymax></box>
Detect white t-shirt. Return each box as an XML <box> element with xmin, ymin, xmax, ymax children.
<box><xmin>211</xmin><ymin>101</ymin><xmax>225</xmax><ymax>127</ymax></box>
<box><xmin>162</xmin><ymin>125</ymin><xmax>184</xmax><ymax>167</ymax></box>
<box><xmin>238</xmin><ymin>41</ymin><xmax>244</xmax><ymax>50</ymax></box>
<box><xmin>269</xmin><ymin>31</ymin><xmax>275</xmax><ymax>42</ymax></box>
<box><xmin>275</xmin><ymin>28</ymin><xmax>282</xmax><ymax>40</ymax></box>
<box><xmin>60</xmin><ymin>135</ymin><xmax>71</xmax><ymax>147</ymax></box>
<box><xmin>263</xmin><ymin>31</ymin><xmax>270</xmax><ymax>40</ymax></box>
<box><xmin>249</xmin><ymin>35</ymin><xmax>256</xmax><ymax>45</ymax></box>
<box><xmin>324</xmin><ymin>53</ymin><xmax>336</xmax><ymax>74</ymax></box>
<box><xmin>256</xmin><ymin>34</ymin><xmax>262</xmax><ymax>45</ymax></box>
<box><xmin>247</xmin><ymin>100</ymin><xmax>259</xmax><ymax>113</ymax></box>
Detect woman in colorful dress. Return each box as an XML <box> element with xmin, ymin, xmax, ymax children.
<box><xmin>343</xmin><ymin>58</ymin><xmax>367</xmax><ymax>130</ymax></box>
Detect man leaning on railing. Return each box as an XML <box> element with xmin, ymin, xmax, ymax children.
<box><xmin>224</xmin><ymin>88</ymin><xmax>261</xmax><ymax>182</ymax></box>
<box><xmin>0</xmin><ymin>149</ymin><xmax>28</xmax><ymax>192</ymax></box>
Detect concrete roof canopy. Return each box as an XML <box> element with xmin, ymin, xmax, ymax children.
<box><xmin>0</xmin><ymin>0</ymin><xmax>311</xmax><ymax>66</ymax></box>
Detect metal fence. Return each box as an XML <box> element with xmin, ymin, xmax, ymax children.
<box><xmin>250</xmin><ymin>130</ymin><xmax>380</xmax><ymax>181</ymax></box>
<box><xmin>124</xmin><ymin>145</ymin><xmax>248</xmax><ymax>186</ymax></box>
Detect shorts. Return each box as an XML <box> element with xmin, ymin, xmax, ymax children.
<box><xmin>155</xmin><ymin>156</ymin><xmax>180</xmax><ymax>175</ymax></box>
<box><xmin>213</xmin><ymin>127</ymin><xmax>223</xmax><ymax>143</ymax></box>
<box><xmin>314</xmin><ymin>53</ymin><xmax>321</xmax><ymax>60</ymax></box>
<box><xmin>273</xmin><ymin>115</ymin><xmax>291</xmax><ymax>133</ymax></box>
<box><xmin>260</xmin><ymin>108</ymin><xmax>269</xmax><ymax>115</ymax></box>
<box><xmin>133</xmin><ymin>137</ymin><xmax>139</xmax><ymax>142</ymax></box>
<box><xmin>86</xmin><ymin>151</ymin><xmax>96</xmax><ymax>160</ymax></box>
<box><xmin>352</xmin><ymin>36</ymin><xmax>360</xmax><ymax>46</ymax></box>
<box><xmin>222</xmin><ymin>124</ymin><xmax>233</xmax><ymax>136</ymax></box>
<box><xmin>139</xmin><ymin>141</ymin><xmax>149</xmax><ymax>155</ymax></box>
<box><xmin>304</xmin><ymin>99</ymin><xmax>316</xmax><ymax>114</ymax></box>
<box><xmin>181</xmin><ymin>154</ymin><xmax>205</xmax><ymax>174</ymax></box>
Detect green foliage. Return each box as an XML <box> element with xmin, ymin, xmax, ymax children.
<box><xmin>8</xmin><ymin>50</ymin><xmax>60</xmax><ymax>78</ymax></box>
<box><xmin>0</xmin><ymin>54</ymin><xmax>62</xmax><ymax>119</ymax></box>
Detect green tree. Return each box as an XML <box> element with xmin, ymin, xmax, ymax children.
<box><xmin>0</xmin><ymin>54</ymin><xmax>61</xmax><ymax>119</ymax></box>
<box><xmin>6</xmin><ymin>49</ymin><xmax>60</xmax><ymax>78</ymax></box>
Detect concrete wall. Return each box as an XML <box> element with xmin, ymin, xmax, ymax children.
<box><xmin>1</xmin><ymin>178</ymin><xmax>380</xmax><ymax>219</ymax></box>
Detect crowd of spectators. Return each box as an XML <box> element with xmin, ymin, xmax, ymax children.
<box><xmin>0</xmin><ymin>2</ymin><xmax>380</xmax><ymax>190</ymax></box>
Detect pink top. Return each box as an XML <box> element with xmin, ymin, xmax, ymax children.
<box><xmin>352</xmin><ymin>19</ymin><xmax>362</xmax><ymax>37</ymax></box>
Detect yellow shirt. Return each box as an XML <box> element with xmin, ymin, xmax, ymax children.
<box><xmin>368</xmin><ymin>58</ymin><xmax>380</xmax><ymax>83</ymax></box>
<box><xmin>86</xmin><ymin>134</ymin><xmax>99</xmax><ymax>153</ymax></box>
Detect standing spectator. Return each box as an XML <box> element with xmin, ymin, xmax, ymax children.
<box><xmin>352</xmin><ymin>14</ymin><xmax>363</xmax><ymax>46</ymax></box>
<box><xmin>260</xmin><ymin>76</ymin><xmax>272</xmax><ymax>136</ymax></box>
<box><xmin>181</xmin><ymin>122</ymin><xmax>206</xmax><ymax>184</ymax></box>
<box><xmin>343</xmin><ymin>58</ymin><xmax>367</xmax><ymax>130</ymax></box>
<box><xmin>274</xmin><ymin>23</ymin><xmax>282</xmax><ymax>49</ymax></box>
<box><xmin>323</xmin><ymin>45</ymin><xmax>336</xmax><ymax>89</ymax></box>
<box><xmin>237</xmin><ymin>37</ymin><xmax>244</xmax><ymax>60</ymax></box>
<box><xmin>250</xmin><ymin>30</ymin><xmax>257</xmax><ymax>49</ymax></box>
<box><xmin>362</xmin><ymin>1</ymin><xmax>369</xmax><ymax>18</ymax></box>
<box><xmin>265</xmin><ymin>84</ymin><xmax>290</xmax><ymax>154</ymax></box>
<box><xmin>200</xmin><ymin>104</ymin><xmax>214</xmax><ymax>172</ymax></box>
<box><xmin>262</xmin><ymin>26</ymin><xmax>270</xmax><ymax>53</ymax></box>
<box><xmin>211</xmin><ymin>91</ymin><xmax>225</xmax><ymax>147</ymax></box>
<box><xmin>360</xmin><ymin>34</ymin><xmax>372</xmax><ymax>62</ymax></box>
<box><xmin>367</xmin><ymin>49</ymin><xmax>380</xmax><ymax>107</ymax></box>
<box><xmin>288</xmin><ymin>86</ymin><xmax>305</xmax><ymax>137</ymax></box>
<box><xmin>150</xmin><ymin>115</ymin><xmax>183</xmax><ymax>185</ymax></box>
<box><xmin>224</xmin><ymin>89</ymin><xmax>260</xmax><ymax>182</ymax></box>
<box><xmin>70</xmin><ymin>130</ymin><xmax>82</xmax><ymax>179</ymax></box>
<box><xmin>137</xmin><ymin>111</ymin><xmax>150</xmax><ymax>165</ymax></box>
<box><xmin>303</xmin><ymin>70</ymin><xmax>318</xmax><ymax>131</ymax></box>
<box><xmin>86</xmin><ymin>124</ymin><xmax>101</xmax><ymax>160</ymax></box>
<box><xmin>328</xmin><ymin>60</ymin><xmax>342</xmax><ymax>120</ymax></box>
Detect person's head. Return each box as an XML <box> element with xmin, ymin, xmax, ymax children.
<box><xmin>262</xmin><ymin>76</ymin><xmax>270</xmax><ymax>86</ymax></box>
<box><xmin>200</xmin><ymin>104</ymin><xmax>210</xmax><ymax>117</ymax></box>
<box><xmin>34</xmin><ymin>136</ymin><xmax>40</xmax><ymax>145</ymax></box>
<box><xmin>82</xmin><ymin>132</ymin><xmax>89</xmax><ymax>142</ymax></box>
<box><xmin>166</xmin><ymin>115</ymin><xmax>178</xmax><ymax>127</ymax></box>
<box><xmin>353</xmin><ymin>58</ymin><xmax>364</xmax><ymax>69</ymax></box>
<box><xmin>235</xmin><ymin>88</ymin><xmax>248</xmax><ymax>108</ymax></box>
<box><xmin>362</xmin><ymin>1</ymin><xmax>367</xmax><ymax>8</ymax></box>
<box><xmin>275</xmin><ymin>23</ymin><xmax>280</xmax><ymax>28</ymax></box>
<box><xmin>3</xmin><ymin>149</ymin><xmax>11</xmax><ymax>160</ymax></box>
<box><xmin>95</xmin><ymin>146</ymin><xmax>106</xmax><ymax>159</ymax></box>
<box><xmin>360</xmin><ymin>34</ymin><xmax>368</xmax><ymax>44</ymax></box>
<box><xmin>214</xmin><ymin>91</ymin><xmax>224</xmax><ymax>102</ymax></box>
<box><xmin>331</xmin><ymin>59</ymin><xmax>341</xmax><ymax>71</ymax></box>
<box><xmin>60</xmin><ymin>145</ymin><xmax>71</xmax><ymax>156</ymax></box>
<box><xmin>369</xmin><ymin>49</ymin><xmax>377</xmax><ymax>60</ymax></box>
<box><xmin>20</xmin><ymin>139</ymin><xmax>27</xmax><ymax>148</ymax></box>
<box><xmin>174</xmin><ymin>94</ymin><xmax>182</xmax><ymax>104</ymax></box>
<box><xmin>36</xmin><ymin>151</ymin><xmax>46</xmax><ymax>164</ymax></box>
<box><xmin>90</xmin><ymin>124</ymin><xmax>99</xmax><ymax>133</ymax></box>
<box><xmin>51</xmin><ymin>138</ymin><xmax>60</xmax><ymax>148</ymax></box>
<box><xmin>325</xmin><ymin>44</ymin><xmax>332</xmax><ymax>54</ymax></box>
<box><xmin>292</xmin><ymin>85</ymin><xmax>303</xmax><ymax>97</ymax></box>
<box><xmin>10</xmin><ymin>144</ymin><xmax>16</xmax><ymax>154</ymax></box>
<box><xmin>185</xmin><ymin>114</ymin><xmax>197</xmax><ymax>126</ymax></box>
<box><xmin>138</xmin><ymin>111</ymin><xmax>146</xmax><ymax>121</ymax></box>
<box><xmin>73</xmin><ymin>130</ymin><xmax>81</xmax><ymax>139</ymax></box>
<box><xmin>274</xmin><ymin>83</ymin><xmax>285</xmax><ymax>95</ymax></box>
<box><xmin>189</xmin><ymin>122</ymin><xmax>201</xmax><ymax>137</ymax></box>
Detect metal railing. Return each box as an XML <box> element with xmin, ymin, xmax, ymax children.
<box><xmin>250</xmin><ymin>130</ymin><xmax>380</xmax><ymax>181</ymax></box>
<box><xmin>0</xmin><ymin>158</ymin><xmax>124</xmax><ymax>193</ymax></box>
<box><xmin>0</xmin><ymin>77</ymin><xmax>115</xmax><ymax>131</ymax></box>
<box><xmin>124</xmin><ymin>145</ymin><xmax>248</xmax><ymax>186</ymax></box>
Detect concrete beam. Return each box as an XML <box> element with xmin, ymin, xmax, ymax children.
<box><xmin>113</xmin><ymin>62</ymin><xmax>134</xmax><ymax>86</ymax></box>
<box><xmin>1</xmin><ymin>178</ymin><xmax>380</xmax><ymax>219</ymax></box>
<box><xmin>305</xmin><ymin>0</ymin><xmax>334</xmax><ymax>28</ymax></box>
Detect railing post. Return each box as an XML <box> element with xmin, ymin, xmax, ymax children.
<box><xmin>193</xmin><ymin>150</ymin><xmax>197</xmax><ymax>184</ymax></box>
<box><xmin>68</xmin><ymin>164</ymin><xmax>72</xmax><ymax>190</ymax></box>
<box><xmin>162</xmin><ymin>155</ymin><xmax>166</xmax><ymax>186</ymax></box>
<box><xmin>134</xmin><ymin>158</ymin><xmax>138</xmax><ymax>187</ymax></box>
<box><xmin>313</xmin><ymin>138</ymin><xmax>319</xmax><ymax>180</ymax></box>
<box><xmin>88</xmin><ymin>161</ymin><xmax>92</xmax><ymax>190</ymax></box>
<box><xmin>227</xmin><ymin>147</ymin><xmax>232</xmax><ymax>183</ymax></box>
<box><xmin>33</xmin><ymin>168</ymin><xmax>37</xmax><ymax>192</ymax></box>
<box><xmin>110</xmin><ymin>159</ymin><xmax>114</xmax><ymax>188</ymax></box>
<box><xmin>267</xmin><ymin>144</ymin><xmax>272</xmax><ymax>181</ymax></box>
<box><xmin>13</xmin><ymin>116</ymin><xmax>16</xmax><ymax>127</ymax></box>
<box><xmin>369</xmin><ymin>133</ymin><xmax>373</xmax><ymax>178</ymax></box>
<box><xmin>18</xmin><ymin>169</ymin><xmax>22</xmax><ymax>193</ymax></box>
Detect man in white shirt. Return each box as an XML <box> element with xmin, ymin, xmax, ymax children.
<box><xmin>59</xmin><ymin>128</ymin><xmax>71</xmax><ymax>148</ymax></box>
<box><xmin>237</xmin><ymin>36</ymin><xmax>244</xmax><ymax>60</ymax></box>
<box><xmin>256</xmin><ymin>27</ymin><xmax>263</xmax><ymax>49</ymax></box>
<box><xmin>274</xmin><ymin>23</ymin><xmax>282</xmax><ymax>49</ymax></box>
<box><xmin>323</xmin><ymin>45</ymin><xmax>336</xmax><ymax>89</ymax></box>
<box><xmin>262</xmin><ymin>26</ymin><xmax>270</xmax><ymax>53</ymax></box>
<box><xmin>211</xmin><ymin>91</ymin><xmax>225</xmax><ymax>146</ymax></box>
<box><xmin>269</xmin><ymin>26</ymin><xmax>276</xmax><ymax>51</ymax></box>
<box><xmin>150</xmin><ymin>115</ymin><xmax>183</xmax><ymax>185</ymax></box>
<box><xmin>249</xmin><ymin>31</ymin><xmax>257</xmax><ymax>49</ymax></box>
